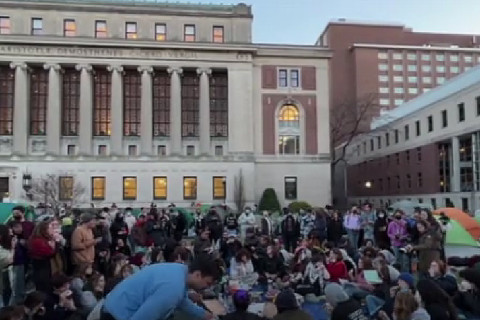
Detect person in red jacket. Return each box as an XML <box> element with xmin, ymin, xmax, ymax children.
<box><xmin>326</xmin><ymin>248</ymin><xmax>348</xmax><ymax>283</ymax></box>
<box><xmin>28</xmin><ymin>220</ymin><xmax>59</xmax><ymax>292</ymax></box>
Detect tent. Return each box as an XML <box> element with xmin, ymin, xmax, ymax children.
<box><xmin>388</xmin><ymin>200</ymin><xmax>432</xmax><ymax>216</ymax></box>
<box><xmin>442</xmin><ymin>218</ymin><xmax>480</xmax><ymax>258</ymax></box>
<box><xmin>433</xmin><ymin>208</ymin><xmax>480</xmax><ymax>240</ymax></box>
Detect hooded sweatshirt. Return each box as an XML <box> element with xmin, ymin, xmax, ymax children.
<box><xmin>325</xmin><ymin>283</ymin><xmax>367</xmax><ymax>320</ymax></box>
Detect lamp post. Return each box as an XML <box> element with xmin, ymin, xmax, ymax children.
<box><xmin>365</xmin><ymin>181</ymin><xmax>372</xmax><ymax>189</ymax></box>
<box><xmin>22</xmin><ymin>173</ymin><xmax>32</xmax><ymax>200</ymax></box>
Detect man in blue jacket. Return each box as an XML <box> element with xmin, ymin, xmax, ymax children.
<box><xmin>102</xmin><ymin>255</ymin><xmax>220</xmax><ymax>320</ymax></box>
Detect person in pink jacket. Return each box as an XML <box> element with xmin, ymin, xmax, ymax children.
<box><xmin>387</xmin><ymin>210</ymin><xmax>409</xmax><ymax>272</ymax></box>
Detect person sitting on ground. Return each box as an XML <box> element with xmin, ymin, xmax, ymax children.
<box><xmin>23</xmin><ymin>291</ymin><xmax>47</xmax><ymax>320</ymax></box>
<box><xmin>325</xmin><ymin>283</ymin><xmax>367</xmax><ymax>320</ymax></box>
<box><xmin>259</xmin><ymin>245</ymin><xmax>285</xmax><ymax>282</ymax></box>
<box><xmin>194</xmin><ymin>228</ymin><xmax>212</xmax><ymax>257</ymax></box>
<box><xmin>378</xmin><ymin>291</ymin><xmax>430</xmax><ymax>320</ymax></box>
<box><xmin>454</xmin><ymin>268</ymin><xmax>480</xmax><ymax>317</ymax></box>
<box><xmin>44</xmin><ymin>273</ymin><xmax>77</xmax><ymax>320</ymax></box>
<box><xmin>230</xmin><ymin>249</ymin><xmax>258</xmax><ymax>284</ymax></box>
<box><xmin>425</xmin><ymin>259</ymin><xmax>457</xmax><ymax>297</ymax></box>
<box><xmin>416</xmin><ymin>279</ymin><xmax>458</xmax><ymax>320</ymax></box>
<box><xmin>345</xmin><ymin>256</ymin><xmax>375</xmax><ymax>299</ymax></box>
<box><xmin>300</xmin><ymin>251</ymin><xmax>330</xmax><ymax>296</ymax></box>
<box><xmin>78</xmin><ymin>272</ymin><xmax>106</xmax><ymax>315</ymax></box>
<box><xmin>326</xmin><ymin>248</ymin><xmax>348</xmax><ymax>283</ymax></box>
<box><xmin>273</xmin><ymin>288</ymin><xmax>312</xmax><ymax>320</ymax></box>
<box><xmin>220</xmin><ymin>290</ymin><xmax>264</xmax><ymax>320</ymax></box>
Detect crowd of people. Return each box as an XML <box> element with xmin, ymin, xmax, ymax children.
<box><xmin>0</xmin><ymin>202</ymin><xmax>480</xmax><ymax>320</ymax></box>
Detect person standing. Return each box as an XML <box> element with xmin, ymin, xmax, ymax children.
<box><xmin>260</xmin><ymin>211</ymin><xmax>273</xmax><ymax>237</ymax></box>
<box><xmin>109</xmin><ymin>212</ymin><xmax>128</xmax><ymax>247</ymax></box>
<box><xmin>238</xmin><ymin>207</ymin><xmax>256</xmax><ymax>243</ymax></box>
<box><xmin>406</xmin><ymin>220</ymin><xmax>441</xmax><ymax>274</ymax></box>
<box><xmin>225</xmin><ymin>212</ymin><xmax>239</xmax><ymax>236</ymax></box>
<box><xmin>343</xmin><ymin>207</ymin><xmax>362</xmax><ymax>250</ymax></box>
<box><xmin>388</xmin><ymin>210</ymin><xmax>409</xmax><ymax>272</ymax></box>
<box><xmin>172</xmin><ymin>209</ymin><xmax>187</xmax><ymax>242</ymax></box>
<box><xmin>281</xmin><ymin>209</ymin><xmax>300</xmax><ymax>253</ymax></box>
<box><xmin>327</xmin><ymin>211</ymin><xmax>344</xmax><ymax>245</ymax></box>
<box><xmin>71</xmin><ymin>213</ymin><xmax>99</xmax><ymax>268</ymax></box>
<box><xmin>124</xmin><ymin>208</ymin><xmax>136</xmax><ymax>250</ymax></box>
<box><xmin>361</xmin><ymin>203</ymin><xmax>376</xmax><ymax>244</ymax></box>
<box><xmin>0</xmin><ymin>225</ymin><xmax>14</xmax><ymax>308</ymax></box>
<box><xmin>11</xmin><ymin>206</ymin><xmax>34</xmax><ymax>241</ymax></box>
<box><xmin>300</xmin><ymin>209</ymin><xmax>315</xmax><ymax>239</ymax></box>
<box><xmin>374</xmin><ymin>210</ymin><xmax>391</xmax><ymax>250</ymax></box>
<box><xmin>101</xmin><ymin>256</ymin><xmax>220</xmax><ymax>320</ymax></box>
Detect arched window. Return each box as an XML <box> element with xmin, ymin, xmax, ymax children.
<box><xmin>278</xmin><ymin>104</ymin><xmax>300</xmax><ymax>155</ymax></box>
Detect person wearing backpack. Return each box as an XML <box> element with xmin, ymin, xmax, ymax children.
<box><xmin>281</xmin><ymin>209</ymin><xmax>300</xmax><ymax>253</ymax></box>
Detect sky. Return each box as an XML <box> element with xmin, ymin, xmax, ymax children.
<box><xmin>192</xmin><ymin>0</ymin><xmax>480</xmax><ymax>45</ymax></box>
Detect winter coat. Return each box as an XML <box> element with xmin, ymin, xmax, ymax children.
<box><xmin>326</xmin><ymin>261</ymin><xmax>348</xmax><ymax>283</ymax></box>
<box><xmin>412</xmin><ymin>230</ymin><xmax>441</xmax><ymax>273</ymax></box>
<box><xmin>131</xmin><ymin>221</ymin><xmax>147</xmax><ymax>247</ymax></box>
<box><xmin>428</xmin><ymin>274</ymin><xmax>458</xmax><ymax>296</ymax></box>
<box><xmin>374</xmin><ymin>217</ymin><xmax>390</xmax><ymax>249</ymax></box>
<box><xmin>387</xmin><ymin>219</ymin><xmax>408</xmax><ymax>247</ymax></box>
<box><xmin>109</xmin><ymin>219</ymin><xmax>128</xmax><ymax>244</ymax></box>
<box><xmin>327</xmin><ymin>218</ymin><xmax>344</xmax><ymax>243</ymax></box>
<box><xmin>28</xmin><ymin>236</ymin><xmax>60</xmax><ymax>292</ymax></box>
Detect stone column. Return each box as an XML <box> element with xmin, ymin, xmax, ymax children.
<box><xmin>108</xmin><ymin>65</ymin><xmax>124</xmax><ymax>156</ymax></box>
<box><xmin>197</xmin><ymin>68</ymin><xmax>212</xmax><ymax>155</ymax></box>
<box><xmin>76</xmin><ymin>64</ymin><xmax>93</xmax><ymax>155</ymax></box>
<box><xmin>451</xmin><ymin>136</ymin><xmax>461</xmax><ymax>192</ymax></box>
<box><xmin>168</xmin><ymin>67</ymin><xmax>182</xmax><ymax>155</ymax></box>
<box><xmin>10</xmin><ymin>62</ymin><xmax>29</xmax><ymax>155</ymax></box>
<box><xmin>138</xmin><ymin>66</ymin><xmax>153</xmax><ymax>156</ymax></box>
<box><xmin>44</xmin><ymin>63</ymin><xmax>62</xmax><ymax>155</ymax></box>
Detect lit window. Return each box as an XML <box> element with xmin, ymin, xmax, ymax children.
<box><xmin>59</xmin><ymin>176</ymin><xmax>74</xmax><ymax>201</ymax></box>
<box><xmin>279</xmin><ymin>104</ymin><xmax>299</xmax><ymax>127</ymax></box>
<box><xmin>378</xmin><ymin>52</ymin><xmax>388</xmax><ymax>59</ymax></box>
<box><xmin>464</xmin><ymin>55</ymin><xmax>473</xmax><ymax>63</ymax></box>
<box><xmin>213</xmin><ymin>176</ymin><xmax>226</xmax><ymax>199</ymax></box>
<box><xmin>285</xmin><ymin>177</ymin><xmax>297</xmax><ymax>200</ymax></box>
<box><xmin>392</xmin><ymin>53</ymin><xmax>402</xmax><ymax>59</ymax></box>
<box><xmin>392</xmin><ymin>64</ymin><xmax>403</xmax><ymax>71</ymax></box>
<box><xmin>92</xmin><ymin>177</ymin><xmax>105</xmax><ymax>200</ymax></box>
<box><xmin>213</xmin><ymin>26</ymin><xmax>224</xmax><ymax>43</ymax></box>
<box><xmin>128</xmin><ymin>145</ymin><xmax>137</xmax><ymax>156</ymax></box>
<box><xmin>408</xmin><ymin>76</ymin><xmax>417</xmax><ymax>83</ymax></box>
<box><xmin>436</xmin><ymin>77</ymin><xmax>445</xmax><ymax>85</ymax></box>
<box><xmin>125</xmin><ymin>22</ymin><xmax>137</xmax><ymax>39</ymax></box>
<box><xmin>0</xmin><ymin>17</ymin><xmax>11</xmax><ymax>34</ymax></box>
<box><xmin>394</xmin><ymin>87</ymin><xmax>404</xmax><ymax>94</ymax></box>
<box><xmin>379</xmin><ymin>99</ymin><xmax>389</xmax><ymax>106</ymax></box>
<box><xmin>123</xmin><ymin>177</ymin><xmax>137</xmax><ymax>200</ymax></box>
<box><xmin>421</xmin><ymin>54</ymin><xmax>430</xmax><ymax>61</ymax></box>
<box><xmin>436</xmin><ymin>65</ymin><xmax>445</xmax><ymax>73</ymax></box>
<box><xmin>64</xmin><ymin>19</ymin><xmax>76</xmax><ymax>37</ymax></box>
<box><xmin>157</xmin><ymin>145</ymin><xmax>166</xmax><ymax>156</ymax></box>
<box><xmin>450</xmin><ymin>54</ymin><xmax>459</xmax><ymax>62</ymax></box>
<box><xmin>407</xmin><ymin>65</ymin><xmax>417</xmax><ymax>72</ymax></box>
<box><xmin>450</xmin><ymin>66</ymin><xmax>459</xmax><ymax>73</ymax></box>
<box><xmin>378</xmin><ymin>75</ymin><xmax>388</xmax><ymax>82</ymax></box>
<box><xmin>67</xmin><ymin>145</ymin><xmax>76</xmax><ymax>155</ymax></box>
<box><xmin>153</xmin><ymin>176</ymin><xmax>167</xmax><ymax>200</ymax></box>
<box><xmin>184</xmin><ymin>24</ymin><xmax>195</xmax><ymax>42</ymax></box>
<box><xmin>436</xmin><ymin>54</ymin><xmax>444</xmax><ymax>61</ymax></box>
<box><xmin>95</xmin><ymin>20</ymin><xmax>107</xmax><ymax>38</ymax></box>
<box><xmin>422</xmin><ymin>76</ymin><xmax>431</xmax><ymax>84</ymax></box>
<box><xmin>407</xmin><ymin>53</ymin><xmax>416</xmax><ymax>60</ymax></box>
<box><xmin>393</xmin><ymin>76</ymin><xmax>403</xmax><ymax>83</ymax></box>
<box><xmin>183</xmin><ymin>177</ymin><xmax>197</xmax><ymax>200</ymax></box>
<box><xmin>421</xmin><ymin>65</ymin><xmax>431</xmax><ymax>72</ymax></box>
<box><xmin>155</xmin><ymin>23</ymin><xmax>166</xmax><ymax>41</ymax></box>
<box><xmin>31</xmin><ymin>18</ymin><xmax>43</xmax><ymax>35</ymax></box>
<box><xmin>379</xmin><ymin>87</ymin><xmax>389</xmax><ymax>94</ymax></box>
<box><xmin>408</xmin><ymin>87</ymin><xmax>418</xmax><ymax>94</ymax></box>
<box><xmin>378</xmin><ymin>64</ymin><xmax>388</xmax><ymax>71</ymax></box>
<box><xmin>394</xmin><ymin>99</ymin><xmax>404</xmax><ymax>106</ymax></box>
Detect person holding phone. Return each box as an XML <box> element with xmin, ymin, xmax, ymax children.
<box><xmin>44</xmin><ymin>273</ymin><xmax>77</xmax><ymax>320</ymax></box>
<box><xmin>71</xmin><ymin>213</ymin><xmax>101</xmax><ymax>268</ymax></box>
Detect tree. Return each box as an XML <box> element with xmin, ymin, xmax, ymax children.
<box><xmin>234</xmin><ymin>169</ymin><xmax>246</xmax><ymax>213</ymax></box>
<box><xmin>258</xmin><ymin>188</ymin><xmax>281</xmax><ymax>213</ymax></box>
<box><xmin>330</xmin><ymin>94</ymin><xmax>392</xmax><ymax>208</ymax></box>
<box><xmin>26</xmin><ymin>173</ymin><xmax>87</xmax><ymax>215</ymax></box>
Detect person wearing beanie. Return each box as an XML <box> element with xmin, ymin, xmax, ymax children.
<box><xmin>398</xmin><ymin>272</ymin><xmax>415</xmax><ymax>292</ymax></box>
<box><xmin>325</xmin><ymin>283</ymin><xmax>367</xmax><ymax>320</ymax></box>
<box><xmin>273</xmin><ymin>289</ymin><xmax>312</xmax><ymax>320</ymax></box>
<box><xmin>222</xmin><ymin>290</ymin><xmax>263</xmax><ymax>320</ymax></box>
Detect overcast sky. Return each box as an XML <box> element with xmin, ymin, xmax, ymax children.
<box><xmin>194</xmin><ymin>0</ymin><xmax>480</xmax><ymax>44</ymax></box>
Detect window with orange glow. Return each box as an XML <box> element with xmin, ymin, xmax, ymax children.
<box><xmin>95</xmin><ymin>20</ymin><xmax>107</xmax><ymax>38</ymax></box>
<box><xmin>123</xmin><ymin>177</ymin><xmax>137</xmax><ymax>200</ymax></box>
<box><xmin>125</xmin><ymin>22</ymin><xmax>137</xmax><ymax>39</ymax></box>
<box><xmin>153</xmin><ymin>177</ymin><xmax>167</xmax><ymax>200</ymax></box>
<box><xmin>91</xmin><ymin>177</ymin><xmax>105</xmax><ymax>200</ymax></box>
<box><xmin>213</xmin><ymin>26</ymin><xmax>224</xmax><ymax>43</ymax></box>
<box><xmin>183</xmin><ymin>177</ymin><xmax>197</xmax><ymax>200</ymax></box>
<box><xmin>64</xmin><ymin>19</ymin><xmax>76</xmax><ymax>37</ymax></box>
<box><xmin>155</xmin><ymin>23</ymin><xmax>166</xmax><ymax>41</ymax></box>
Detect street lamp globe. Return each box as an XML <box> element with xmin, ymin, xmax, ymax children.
<box><xmin>365</xmin><ymin>181</ymin><xmax>372</xmax><ymax>189</ymax></box>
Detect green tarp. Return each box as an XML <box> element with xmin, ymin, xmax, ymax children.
<box><xmin>445</xmin><ymin>219</ymin><xmax>479</xmax><ymax>247</ymax></box>
<box><xmin>0</xmin><ymin>203</ymin><xmax>33</xmax><ymax>224</ymax></box>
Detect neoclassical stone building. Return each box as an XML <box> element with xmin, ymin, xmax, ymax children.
<box><xmin>0</xmin><ymin>0</ymin><xmax>331</xmax><ymax>208</ymax></box>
